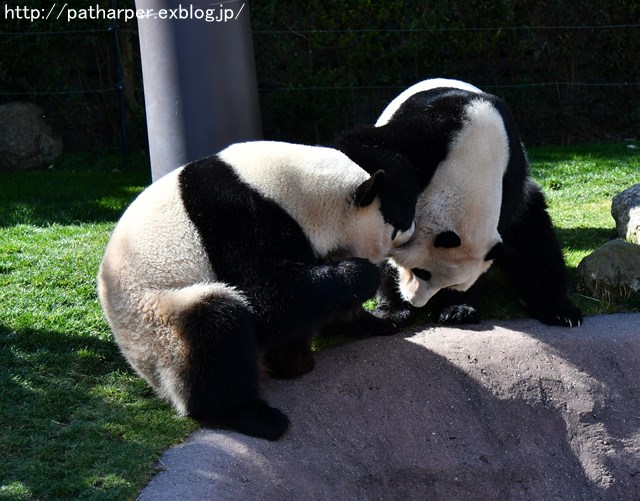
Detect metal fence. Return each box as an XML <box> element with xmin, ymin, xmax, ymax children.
<box><xmin>2</xmin><ymin>13</ymin><xmax>639</xmax><ymax>151</ymax></box>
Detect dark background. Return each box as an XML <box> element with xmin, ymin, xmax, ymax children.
<box><xmin>1</xmin><ymin>0</ymin><xmax>638</xmax><ymax>156</ymax></box>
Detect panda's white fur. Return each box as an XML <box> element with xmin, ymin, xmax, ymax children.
<box><xmin>335</xmin><ymin>78</ymin><xmax>581</xmax><ymax>327</ymax></box>
<box><xmin>380</xmin><ymin>88</ymin><xmax>509</xmax><ymax>307</ymax></box>
<box><xmin>98</xmin><ymin>140</ymin><xmax>415</xmax><ymax>439</ymax></box>
<box><xmin>217</xmin><ymin>141</ymin><xmax>401</xmax><ymax>261</ymax></box>
<box><xmin>98</xmin><ymin>168</ymin><xmax>225</xmax><ymax>414</ymax></box>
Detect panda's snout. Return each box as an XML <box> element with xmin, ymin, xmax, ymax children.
<box><xmin>392</xmin><ymin>220</ymin><xmax>416</xmax><ymax>247</ymax></box>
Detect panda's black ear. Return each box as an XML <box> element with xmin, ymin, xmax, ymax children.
<box><xmin>354</xmin><ymin>170</ymin><xmax>385</xmax><ymax>207</ymax></box>
<box><xmin>434</xmin><ymin>230</ymin><xmax>461</xmax><ymax>248</ymax></box>
<box><xmin>485</xmin><ymin>241</ymin><xmax>514</xmax><ymax>261</ymax></box>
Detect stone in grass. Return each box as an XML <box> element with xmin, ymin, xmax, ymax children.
<box><xmin>0</xmin><ymin>102</ymin><xmax>63</xmax><ymax>171</ymax></box>
<box><xmin>611</xmin><ymin>184</ymin><xmax>640</xmax><ymax>244</ymax></box>
<box><xmin>576</xmin><ymin>239</ymin><xmax>640</xmax><ymax>302</ymax></box>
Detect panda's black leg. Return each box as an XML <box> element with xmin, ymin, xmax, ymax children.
<box><xmin>178</xmin><ymin>294</ymin><xmax>289</xmax><ymax>440</ymax></box>
<box><xmin>243</xmin><ymin>257</ymin><xmax>385</xmax><ymax>376</ymax></box>
<box><xmin>500</xmin><ymin>186</ymin><xmax>583</xmax><ymax>327</ymax></box>
<box><xmin>256</xmin><ymin>256</ymin><xmax>385</xmax><ymax>340</ymax></box>
<box><xmin>373</xmin><ymin>260</ymin><xmax>418</xmax><ymax>327</ymax></box>
<box><xmin>263</xmin><ymin>336</ymin><xmax>315</xmax><ymax>379</ymax></box>
<box><xmin>321</xmin><ymin>305</ymin><xmax>400</xmax><ymax>338</ymax></box>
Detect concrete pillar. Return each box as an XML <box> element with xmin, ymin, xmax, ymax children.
<box><xmin>136</xmin><ymin>1</ymin><xmax>262</xmax><ymax>181</ymax></box>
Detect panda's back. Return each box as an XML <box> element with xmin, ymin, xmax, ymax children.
<box><xmin>177</xmin><ymin>154</ymin><xmax>319</xmax><ymax>282</ymax></box>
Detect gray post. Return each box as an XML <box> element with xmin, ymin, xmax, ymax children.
<box><xmin>136</xmin><ymin>0</ymin><xmax>262</xmax><ymax>181</ymax></box>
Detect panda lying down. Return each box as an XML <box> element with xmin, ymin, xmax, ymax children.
<box><xmin>335</xmin><ymin>78</ymin><xmax>582</xmax><ymax>328</ymax></box>
<box><xmin>98</xmin><ymin>141</ymin><xmax>417</xmax><ymax>440</ymax></box>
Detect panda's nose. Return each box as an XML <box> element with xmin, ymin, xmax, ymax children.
<box><xmin>411</xmin><ymin>268</ymin><xmax>431</xmax><ymax>281</ymax></box>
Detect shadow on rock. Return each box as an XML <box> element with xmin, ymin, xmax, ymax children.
<box><xmin>139</xmin><ymin>314</ymin><xmax>640</xmax><ymax>500</ymax></box>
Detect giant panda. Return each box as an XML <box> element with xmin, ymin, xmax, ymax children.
<box><xmin>97</xmin><ymin>140</ymin><xmax>416</xmax><ymax>441</ymax></box>
<box><xmin>334</xmin><ymin>78</ymin><xmax>582</xmax><ymax>328</ymax></box>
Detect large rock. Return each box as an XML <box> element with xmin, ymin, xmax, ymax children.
<box><xmin>576</xmin><ymin>239</ymin><xmax>640</xmax><ymax>301</ymax></box>
<box><xmin>612</xmin><ymin>184</ymin><xmax>640</xmax><ymax>244</ymax></box>
<box><xmin>0</xmin><ymin>102</ymin><xmax>63</xmax><ymax>171</ymax></box>
<box><xmin>139</xmin><ymin>314</ymin><xmax>640</xmax><ymax>500</ymax></box>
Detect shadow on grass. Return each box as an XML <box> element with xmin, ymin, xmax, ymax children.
<box><xmin>0</xmin><ymin>161</ymin><xmax>150</xmax><ymax>228</ymax></box>
<box><xmin>555</xmin><ymin>227</ymin><xmax>619</xmax><ymax>252</ymax></box>
<box><xmin>0</xmin><ymin>324</ymin><xmax>194</xmax><ymax>500</ymax></box>
<box><xmin>528</xmin><ymin>142</ymin><xmax>640</xmax><ymax>164</ymax></box>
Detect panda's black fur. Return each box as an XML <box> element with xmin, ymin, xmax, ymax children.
<box><xmin>98</xmin><ymin>141</ymin><xmax>417</xmax><ymax>441</ymax></box>
<box><xmin>334</xmin><ymin>80</ymin><xmax>582</xmax><ymax>328</ymax></box>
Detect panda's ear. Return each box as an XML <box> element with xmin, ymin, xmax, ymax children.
<box><xmin>353</xmin><ymin>170</ymin><xmax>385</xmax><ymax>207</ymax></box>
<box><xmin>485</xmin><ymin>241</ymin><xmax>514</xmax><ymax>261</ymax></box>
<box><xmin>434</xmin><ymin>230</ymin><xmax>461</xmax><ymax>248</ymax></box>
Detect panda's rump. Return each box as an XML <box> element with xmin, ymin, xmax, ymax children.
<box><xmin>100</xmin><ymin>168</ymin><xmax>215</xmax><ymax>292</ymax></box>
<box><xmin>97</xmin><ymin>168</ymin><xmax>232</xmax><ymax>413</ymax></box>
<box><xmin>102</xmin><ymin>280</ymin><xmax>255</xmax><ymax>416</ymax></box>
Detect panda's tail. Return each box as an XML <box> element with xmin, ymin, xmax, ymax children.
<box><xmin>157</xmin><ymin>283</ymin><xmax>290</xmax><ymax>441</ymax></box>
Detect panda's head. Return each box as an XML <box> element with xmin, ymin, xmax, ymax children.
<box><xmin>373</xmin><ymin>86</ymin><xmax>513</xmax><ymax>306</ymax></box>
<box><xmin>341</xmin><ymin>168</ymin><xmax>417</xmax><ymax>264</ymax></box>
<box><xmin>390</xmin><ymin>223</ymin><xmax>512</xmax><ymax>307</ymax></box>
<box><xmin>218</xmin><ymin>141</ymin><xmax>418</xmax><ymax>265</ymax></box>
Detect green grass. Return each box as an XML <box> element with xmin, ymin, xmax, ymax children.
<box><xmin>528</xmin><ymin>142</ymin><xmax>640</xmax><ymax>316</ymax></box>
<box><xmin>1</xmin><ymin>143</ymin><xmax>638</xmax><ymax>500</ymax></box>
<box><xmin>472</xmin><ymin>142</ymin><xmax>640</xmax><ymax>321</ymax></box>
<box><xmin>0</xmin><ymin>154</ymin><xmax>197</xmax><ymax>501</ymax></box>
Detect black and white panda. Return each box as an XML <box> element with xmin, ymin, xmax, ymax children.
<box><xmin>97</xmin><ymin>141</ymin><xmax>416</xmax><ymax>441</ymax></box>
<box><xmin>335</xmin><ymin>78</ymin><xmax>582</xmax><ymax>327</ymax></box>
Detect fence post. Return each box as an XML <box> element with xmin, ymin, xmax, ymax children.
<box><xmin>110</xmin><ymin>0</ymin><xmax>128</xmax><ymax>165</ymax></box>
<box><xmin>135</xmin><ymin>0</ymin><xmax>262</xmax><ymax>182</ymax></box>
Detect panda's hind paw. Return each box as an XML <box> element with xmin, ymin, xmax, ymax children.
<box><xmin>215</xmin><ymin>400</ymin><xmax>290</xmax><ymax>441</ymax></box>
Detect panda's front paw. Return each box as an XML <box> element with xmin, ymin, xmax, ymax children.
<box><xmin>374</xmin><ymin>302</ymin><xmax>416</xmax><ymax>328</ymax></box>
<box><xmin>347</xmin><ymin>311</ymin><xmax>400</xmax><ymax>338</ymax></box>
<box><xmin>436</xmin><ymin>304</ymin><xmax>481</xmax><ymax>325</ymax></box>
<box><xmin>537</xmin><ymin>302</ymin><xmax>583</xmax><ymax>328</ymax></box>
<box><xmin>337</xmin><ymin>257</ymin><xmax>381</xmax><ymax>302</ymax></box>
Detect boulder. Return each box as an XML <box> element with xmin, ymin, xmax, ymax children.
<box><xmin>139</xmin><ymin>314</ymin><xmax>640</xmax><ymax>500</ymax></box>
<box><xmin>576</xmin><ymin>239</ymin><xmax>640</xmax><ymax>301</ymax></box>
<box><xmin>612</xmin><ymin>184</ymin><xmax>640</xmax><ymax>244</ymax></box>
<box><xmin>0</xmin><ymin>102</ymin><xmax>63</xmax><ymax>171</ymax></box>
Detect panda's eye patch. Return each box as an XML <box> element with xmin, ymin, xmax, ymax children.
<box><xmin>412</xmin><ymin>268</ymin><xmax>432</xmax><ymax>281</ymax></box>
<box><xmin>434</xmin><ymin>230</ymin><xmax>461</xmax><ymax>248</ymax></box>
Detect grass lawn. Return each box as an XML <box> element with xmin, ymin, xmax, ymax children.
<box><xmin>1</xmin><ymin>143</ymin><xmax>639</xmax><ymax>500</ymax></box>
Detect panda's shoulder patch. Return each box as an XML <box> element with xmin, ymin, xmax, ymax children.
<box><xmin>388</xmin><ymin>88</ymin><xmax>477</xmax><ymax>127</ymax></box>
<box><xmin>370</xmin><ymin>89</ymin><xmax>479</xmax><ymax>189</ymax></box>
<box><xmin>376</xmin><ymin>78</ymin><xmax>482</xmax><ymax>126</ymax></box>
<box><xmin>177</xmin><ymin>153</ymin><xmax>317</xmax><ymax>272</ymax></box>
<box><xmin>178</xmin><ymin>155</ymin><xmax>238</xmax><ymax>206</ymax></box>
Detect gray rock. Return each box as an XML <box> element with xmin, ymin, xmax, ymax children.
<box><xmin>0</xmin><ymin>102</ymin><xmax>63</xmax><ymax>171</ymax></box>
<box><xmin>576</xmin><ymin>239</ymin><xmax>640</xmax><ymax>301</ymax></box>
<box><xmin>612</xmin><ymin>184</ymin><xmax>640</xmax><ymax>244</ymax></box>
<box><xmin>139</xmin><ymin>314</ymin><xmax>640</xmax><ymax>501</ymax></box>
